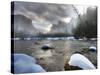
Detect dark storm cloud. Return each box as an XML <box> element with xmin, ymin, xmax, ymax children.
<box><xmin>13</xmin><ymin>1</ymin><xmax>77</xmax><ymax>22</ymax></box>
<box><xmin>12</xmin><ymin>1</ymin><xmax>79</xmax><ymax>35</ymax></box>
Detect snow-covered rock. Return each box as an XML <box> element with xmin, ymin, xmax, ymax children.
<box><xmin>68</xmin><ymin>53</ymin><xmax>96</xmax><ymax>70</ymax></box>
<box><xmin>11</xmin><ymin>53</ymin><xmax>46</xmax><ymax>74</ymax></box>
<box><xmin>89</xmin><ymin>46</ymin><xmax>96</xmax><ymax>52</ymax></box>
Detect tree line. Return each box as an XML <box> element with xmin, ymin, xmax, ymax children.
<box><xmin>73</xmin><ymin>7</ymin><xmax>97</xmax><ymax>39</ymax></box>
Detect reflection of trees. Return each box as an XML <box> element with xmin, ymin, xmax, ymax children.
<box><xmin>73</xmin><ymin>6</ymin><xmax>97</xmax><ymax>38</ymax></box>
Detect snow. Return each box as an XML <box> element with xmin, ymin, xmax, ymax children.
<box><xmin>89</xmin><ymin>46</ymin><xmax>96</xmax><ymax>51</ymax></box>
<box><xmin>68</xmin><ymin>53</ymin><xmax>96</xmax><ymax>70</ymax></box>
<box><xmin>12</xmin><ymin>53</ymin><xmax>46</xmax><ymax>74</ymax></box>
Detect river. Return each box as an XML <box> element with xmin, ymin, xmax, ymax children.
<box><xmin>13</xmin><ymin>39</ymin><xmax>97</xmax><ymax>71</ymax></box>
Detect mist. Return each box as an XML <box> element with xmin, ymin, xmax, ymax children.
<box><xmin>11</xmin><ymin>1</ymin><xmax>94</xmax><ymax>38</ymax></box>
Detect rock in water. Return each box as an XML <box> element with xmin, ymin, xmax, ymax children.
<box><xmin>41</xmin><ymin>45</ymin><xmax>54</xmax><ymax>51</ymax></box>
<box><xmin>68</xmin><ymin>53</ymin><xmax>96</xmax><ymax>70</ymax></box>
<box><xmin>14</xmin><ymin>63</ymin><xmax>46</xmax><ymax>74</ymax></box>
<box><xmin>11</xmin><ymin>53</ymin><xmax>46</xmax><ymax>74</ymax></box>
<box><xmin>89</xmin><ymin>46</ymin><xmax>96</xmax><ymax>52</ymax></box>
<box><xmin>12</xmin><ymin>53</ymin><xmax>37</xmax><ymax>63</ymax></box>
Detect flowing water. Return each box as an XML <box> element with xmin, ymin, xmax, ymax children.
<box><xmin>13</xmin><ymin>40</ymin><xmax>97</xmax><ymax>71</ymax></box>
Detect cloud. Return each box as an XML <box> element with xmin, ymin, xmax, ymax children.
<box><xmin>32</xmin><ymin>20</ymin><xmax>53</xmax><ymax>33</ymax></box>
<box><xmin>12</xmin><ymin>1</ymin><xmax>84</xmax><ymax>35</ymax></box>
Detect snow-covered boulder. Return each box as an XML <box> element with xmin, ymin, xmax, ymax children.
<box><xmin>68</xmin><ymin>53</ymin><xmax>96</xmax><ymax>70</ymax></box>
<box><xmin>11</xmin><ymin>53</ymin><xmax>46</xmax><ymax>74</ymax></box>
<box><xmin>89</xmin><ymin>46</ymin><xmax>96</xmax><ymax>52</ymax></box>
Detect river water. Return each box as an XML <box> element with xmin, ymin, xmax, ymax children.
<box><xmin>13</xmin><ymin>40</ymin><xmax>97</xmax><ymax>71</ymax></box>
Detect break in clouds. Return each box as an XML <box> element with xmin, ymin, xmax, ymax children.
<box><xmin>12</xmin><ymin>1</ymin><xmax>95</xmax><ymax>36</ymax></box>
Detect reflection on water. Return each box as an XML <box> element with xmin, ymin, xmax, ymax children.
<box><xmin>13</xmin><ymin>40</ymin><xmax>97</xmax><ymax>71</ymax></box>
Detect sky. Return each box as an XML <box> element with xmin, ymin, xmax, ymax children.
<box><xmin>12</xmin><ymin>1</ymin><xmax>92</xmax><ymax>36</ymax></box>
